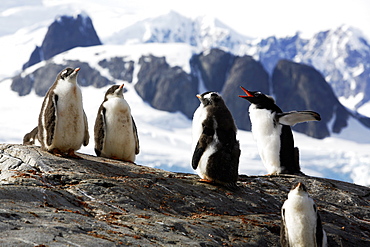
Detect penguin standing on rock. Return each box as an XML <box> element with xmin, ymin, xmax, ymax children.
<box><xmin>281</xmin><ymin>182</ymin><xmax>327</xmax><ymax>247</ymax></box>
<box><xmin>94</xmin><ymin>84</ymin><xmax>139</xmax><ymax>162</ymax></box>
<box><xmin>37</xmin><ymin>67</ymin><xmax>89</xmax><ymax>158</ymax></box>
<box><xmin>192</xmin><ymin>92</ymin><xmax>240</xmax><ymax>187</ymax></box>
<box><xmin>239</xmin><ymin>86</ymin><xmax>321</xmax><ymax>175</ymax></box>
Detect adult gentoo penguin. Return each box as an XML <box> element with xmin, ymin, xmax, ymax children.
<box><xmin>281</xmin><ymin>182</ymin><xmax>327</xmax><ymax>247</ymax></box>
<box><xmin>38</xmin><ymin>67</ymin><xmax>89</xmax><ymax>158</ymax></box>
<box><xmin>94</xmin><ymin>84</ymin><xmax>139</xmax><ymax>162</ymax></box>
<box><xmin>192</xmin><ymin>92</ymin><xmax>240</xmax><ymax>187</ymax></box>
<box><xmin>239</xmin><ymin>86</ymin><xmax>320</xmax><ymax>175</ymax></box>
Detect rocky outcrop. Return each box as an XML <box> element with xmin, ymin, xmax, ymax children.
<box><xmin>191</xmin><ymin>48</ymin><xmax>235</xmax><ymax>92</ymax></box>
<box><xmin>222</xmin><ymin>55</ymin><xmax>270</xmax><ymax>131</ymax></box>
<box><xmin>23</xmin><ymin>13</ymin><xmax>102</xmax><ymax>70</ymax></box>
<box><xmin>135</xmin><ymin>55</ymin><xmax>199</xmax><ymax>118</ymax></box>
<box><xmin>11</xmin><ymin>45</ymin><xmax>370</xmax><ymax>139</ymax></box>
<box><xmin>12</xmin><ymin>61</ymin><xmax>112</xmax><ymax>97</ymax></box>
<box><xmin>272</xmin><ymin>60</ymin><xmax>351</xmax><ymax>139</ymax></box>
<box><xmin>0</xmin><ymin>144</ymin><xmax>369</xmax><ymax>246</ymax></box>
<box><xmin>98</xmin><ymin>57</ymin><xmax>135</xmax><ymax>83</ymax></box>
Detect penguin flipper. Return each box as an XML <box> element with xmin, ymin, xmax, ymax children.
<box><xmin>314</xmin><ymin>204</ymin><xmax>326</xmax><ymax>247</ymax></box>
<box><xmin>192</xmin><ymin>141</ymin><xmax>205</xmax><ymax>170</ymax></box>
<box><xmin>192</xmin><ymin>125</ymin><xmax>214</xmax><ymax>170</ymax></box>
<box><xmin>277</xmin><ymin>111</ymin><xmax>321</xmax><ymax>126</ymax></box>
<box><xmin>94</xmin><ymin>106</ymin><xmax>106</xmax><ymax>156</ymax></box>
<box><xmin>23</xmin><ymin>126</ymin><xmax>38</xmax><ymax>145</ymax></box>
<box><xmin>132</xmin><ymin>116</ymin><xmax>140</xmax><ymax>154</ymax></box>
<box><xmin>43</xmin><ymin>94</ymin><xmax>58</xmax><ymax>147</ymax></box>
<box><xmin>83</xmin><ymin>110</ymin><xmax>89</xmax><ymax>146</ymax></box>
<box><xmin>280</xmin><ymin>207</ymin><xmax>289</xmax><ymax>247</ymax></box>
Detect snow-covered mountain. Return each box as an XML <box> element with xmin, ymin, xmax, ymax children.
<box><xmin>106</xmin><ymin>11</ymin><xmax>250</xmax><ymax>54</ymax></box>
<box><xmin>248</xmin><ymin>26</ymin><xmax>370</xmax><ymax>113</ymax></box>
<box><xmin>103</xmin><ymin>11</ymin><xmax>370</xmax><ymax>114</ymax></box>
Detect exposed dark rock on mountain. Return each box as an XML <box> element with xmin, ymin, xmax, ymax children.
<box><xmin>135</xmin><ymin>55</ymin><xmax>199</xmax><ymax>118</ymax></box>
<box><xmin>12</xmin><ymin>63</ymin><xmax>66</xmax><ymax>96</ymax></box>
<box><xmin>11</xmin><ymin>44</ymin><xmax>370</xmax><ymax>139</ymax></box>
<box><xmin>0</xmin><ymin>144</ymin><xmax>369</xmax><ymax>246</ymax></box>
<box><xmin>191</xmin><ymin>48</ymin><xmax>235</xmax><ymax>92</ymax></box>
<box><xmin>98</xmin><ymin>57</ymin><xmax>135</xmax><ymax>83</ymax></box>
<box><xmin>272</xmin><ymin>60</ymin><xmax>351</xmax><ymax>139</ymax></box>
<box><xmin>12</xmin><ymin>61</ymin><xmax>112</xmax><ymax>97</ymax></box>
<box><xmin>22</xmin><ymin>13</ymin><xmax>102</xmax><ymax>70</ymax></box>
<box><xmin>222</xmin><ymin>55</ymin><xmax>270</xmax><ymax>131</ymax></box>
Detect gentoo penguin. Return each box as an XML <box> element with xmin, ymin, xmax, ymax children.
<box><xmin>38</xmin><ymin>67</ymin><xmax>89</xmax><ymax>158</ymax></box>
<box><xmin>281</xmin><ymin>182</ymin><xmax>327</xmax><ymax>247</ymax></box>
<box><xmin>94</xmin><ymin>84</ymin><xmax>139</xmax><ymax>162</ymax></box>
<box><xmin>192</xmin><ymin>92</ymin><xmax>240</xmax><ymax>187</ymax></box>
<box><xmin>239</xmin><ymin>86</ymin><xmax>321</xmax><ymax>175</ymax></box>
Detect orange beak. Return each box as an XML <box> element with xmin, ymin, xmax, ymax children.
<box><xmin>238</xmin><ymin>86</ymin><xmax>254</xmax><ymax>98</ymax></box>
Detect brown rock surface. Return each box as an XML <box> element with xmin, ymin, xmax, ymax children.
<box><xmin>0</xmin><ymin>144</ymin><xmax>369</xmax><ymax>246</ymax></box>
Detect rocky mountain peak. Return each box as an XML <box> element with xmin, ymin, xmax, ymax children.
<box><xmin>106</xmin><ymin>11</ymin><xmax>249</xmax><ymax>53</ymax></box>
<box><xmin>22</xmin><ymin>13</ymin><xmax>102</xmax><ymax>70</ymax></box>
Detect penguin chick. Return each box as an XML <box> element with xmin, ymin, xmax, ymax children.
<box><xmin>38</xmin><ymin>67</ymin><xmax>89</xmax><ymax>158</ymax></box>
<box><xmin>239</xmin><ymin>86</ymin><xmax>320</xmax><ymax>175</ymax></box>
<box><xmin>192</xmin><ymin>92</ymin><xmax>240</xmax><ymax>187</ymax></box>
<box><xmin>94</xmin><ymin>84</ymin><xmax>139</xmax><ymax>162</ymax></box>
<box><xmin>281</xmin><ymin>182</ymin><xmax>327</xmax><ymax>247</ymax></box>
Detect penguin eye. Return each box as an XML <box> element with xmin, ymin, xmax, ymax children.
<box><xmin>255</xmin><ymin>92</ymin><xmax>262</xmax><ymax>96</ymax></box>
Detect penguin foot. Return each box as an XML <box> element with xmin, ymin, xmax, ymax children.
<box><xmin>49</xmin><ymin>148</ymin><xmax>64</xmax><ymax>157</ymax></box>
<box><xmin>198</xmin><ymin>179</ymin><xmax>215</xmax><ymax>184</ymax></box>
<box><xmin>67</xmin><ymin>149</ymin><xmax>83</xmax><ymax>159</ymax></box>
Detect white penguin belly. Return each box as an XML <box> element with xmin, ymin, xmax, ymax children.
<box><xmin>191</xmin><ymin>104</ymin><xmax>207</xmax><ymax>153</ymax></box>
<box><xmin>283</xmin><ymin>196</ymin><xmax>317</xmax><ymax>246</ymax></box>
<box><xmin>102</xmin><ymin>99</ymin><xmax>136</xmax><ymax>161</ymax></box>
<box><xmin>52</xmin><ymin>83</ymin><xmax>85</xmax><ymax>151</ymax></box>
<box><xmin>249</xmin><ymin>106</ymin><xmax>282</xmax><ymax>174</ymax></box>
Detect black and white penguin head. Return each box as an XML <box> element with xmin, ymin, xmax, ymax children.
<box><xmin>57</xmin><ymin>67</ymin><xmax>80</xmax><ymax>84</ymax></box>
<box><xmin>104</xmin><ymin>84</ymin><xmax>125</xmax><ymax>100</ymax></box>
<box><xmin>196</xmin><ymin>91</ymin><xmax>225</xmax><ymax>107</ymax></box>
<box><xmin>239</xmin><ymin>86</ymin><xmax>276</xmax><ymax>109</ymax></box>
<box><xmin>288</xmin><ymin>182</ymin><xmax>309</xmax><ymax>198</ymax></box>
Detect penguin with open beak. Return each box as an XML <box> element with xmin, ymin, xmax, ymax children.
<box><xmin>239</xmin><ymin>86</ymin><xmax>320</xmax><ymax>175</ymax></box>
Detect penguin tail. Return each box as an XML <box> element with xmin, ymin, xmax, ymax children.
<box><xmin>94</xmin><ymin>148</ymin><xmax>102</xmax><ymax>157</ymax></box>
<box><xmin>294</xmin><ymin>147</ymin><xmax>300</xmax><ymax>167</ymax></box>
<box><xmin>293</xmin><ymin>147</ymin><xmax>306</xmax><ymax>175</ymax></box>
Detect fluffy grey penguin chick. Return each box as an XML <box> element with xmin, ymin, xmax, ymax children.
<box><xmin>239</xmin><ymin>86</ymin><xmax>321</xmax><ymax>175</ymax></box>
<box><xmin>37</xmin><ymin>67</ymin><xmax>89</xmax><ymax>158</ymax></box>
<box><xmin>94</xmin><ymin>84</ymin><xmax>139</xmax><ymax>162</ymax></box>
<box><xmin>192</xmin><ymin>92</ymin><xmax>240</xmax><ymax>188</ymax></box>
<box><xmin>281</xmin><ymin>182</ymin><xmax>327</xmax><ymax>247</ymax></box>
